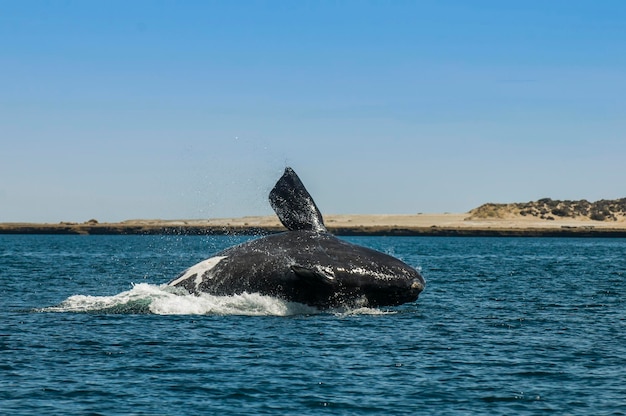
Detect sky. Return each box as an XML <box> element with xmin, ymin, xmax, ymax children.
<box><xmin>1</xmin><ymin>1</ymin><xmax>625</xmax><ymax>223</ymax></box>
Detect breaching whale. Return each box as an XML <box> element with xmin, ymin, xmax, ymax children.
<box><xmin>168</xmin><ymin>167</ymin><xmax>425</xmax><ymax>308</ymax></box>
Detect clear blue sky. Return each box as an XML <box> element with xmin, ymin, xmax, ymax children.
<box><xmin>1</xmin><ymin>1</ymin><xmax>625</xmax><ymax>222</ymax></box>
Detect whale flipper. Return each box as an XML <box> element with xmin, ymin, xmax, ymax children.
<box><xmin>269</xmin><ymin>167</ymin><xmax>326</xmax><ymax>232</ymax></box>
<box><xmin>291</xmin><ymin>264</ymin><xmax>336</xmax><ymax>284</ymax></box>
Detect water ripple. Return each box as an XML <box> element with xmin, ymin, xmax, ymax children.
<box><xmin>2</xmin><ymin>235</ymin><xmax>626</xmax><ymax>415</ymax></box>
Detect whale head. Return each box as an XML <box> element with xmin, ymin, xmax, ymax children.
<box><xmin>286</xmin><ymin>230</ymin><xmax>425</xmax><ymax>307</ymax></box>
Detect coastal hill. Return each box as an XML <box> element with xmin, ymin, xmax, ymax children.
<box><xmin>467</xmin><ymin>198</ymin><xmax>626</xmax><ymax>222</ymax></box>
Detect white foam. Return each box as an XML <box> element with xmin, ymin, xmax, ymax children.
<box><xmin>150</xmin><ymin>290</ymin><xmax>320</xmax><ymax>316</ymax></box>
<box><xmin>39</xmin><ymin>283</ymin><xmax>389</xmax><ymax>316</ymax></box>
<box><xmin>40</xmin><ymin>283</ymin><xmax>316</xmax><ymax>316</ymax></box>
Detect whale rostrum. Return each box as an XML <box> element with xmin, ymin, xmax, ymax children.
<box><xmin>168</xmin><ymin>167</ymin><xmax>425</xmax><ymax>308</ymax></box>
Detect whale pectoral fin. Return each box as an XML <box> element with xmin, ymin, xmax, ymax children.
<box><xmin>291</xmin><ymin>265</ymin><xmax>336</xmax><ymax>285</ymax></box>
<box><xmin>269</xmin><ymin>167</ymin><xmax>326</xmax><ymax>232</ymax></box>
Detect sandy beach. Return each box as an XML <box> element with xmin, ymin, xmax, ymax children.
<box><xmin>2</xmin><ymin>213</ymin><xmax>626</xmax><ymax>236</ymax></box>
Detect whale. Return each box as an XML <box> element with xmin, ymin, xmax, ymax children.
<box><xmin>167</xmin><ymin>167</ymin><xmax>425</xmax><ymax>308</ymax></box>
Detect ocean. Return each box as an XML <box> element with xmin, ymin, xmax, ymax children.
<box><xmin>1</xmin><ymin>234</ymin><xmax>625</xmax><ymax>415</ymax></box>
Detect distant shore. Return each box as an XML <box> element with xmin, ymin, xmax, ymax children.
<box><xmin>2</xmin><ymin>214</ymin><xmax>626</xmax><ymax>237</ymax></box>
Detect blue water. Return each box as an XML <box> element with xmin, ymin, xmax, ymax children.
<box><xmin>1</xmin><ymin>235</ymin><xmax>625</xmax><ymax>415</ymax></box>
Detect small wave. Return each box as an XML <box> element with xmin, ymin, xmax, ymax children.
<box><xmin>335</xmin><ymin>306</ymin><xmax>395</xmax><ymax>316</ymax></box>
<box><xmin>39</xmin><ymin>284</ymin><xmax>388</xmax><ymax>316</ymax></box>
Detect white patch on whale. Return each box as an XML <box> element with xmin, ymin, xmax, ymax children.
<box><xmin>168</xmin><ymin>256</ymin><xmax>228</xmax><ymax>289</ymax></box>
<box><xmin>335</xmin><ymin>266</ymin><xmax>395</xmax><ymax>281</ymax></box>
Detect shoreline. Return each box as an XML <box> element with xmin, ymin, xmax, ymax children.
<box><xmin>2</xmin><ymin>214</ymin><xmax>626</xmax><ymax>237</ymax></box>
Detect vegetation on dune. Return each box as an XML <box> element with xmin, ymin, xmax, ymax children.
<box><xmin>469</xmin><ymin>198</ymin><xmax>626</xmax><ymax>221</ymax></box>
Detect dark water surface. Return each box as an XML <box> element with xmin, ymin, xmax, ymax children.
<box><xmin>1</xmin><ymin>235</ymin><xmax>625</xmax><ymax>415</ymax></box>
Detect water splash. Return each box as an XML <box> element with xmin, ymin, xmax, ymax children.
<box><xmin>39</xmin><ymin>283</ymin><xmax>389</xmax><ymax>316</ymax></box>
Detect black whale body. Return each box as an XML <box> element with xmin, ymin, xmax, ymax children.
<box><xmin>168</xmin><ymin>168</ymin><xmax>425</xmax><ymax>308</ymax></box>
